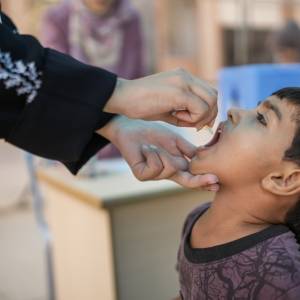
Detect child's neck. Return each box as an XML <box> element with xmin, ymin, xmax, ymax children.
<box><xmin>190</xmin><ymin>186</ymin><xmax>272</xmax><ymax>249</ymax></box>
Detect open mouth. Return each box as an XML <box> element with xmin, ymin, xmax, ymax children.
<box><xmin>204</xmin><ymin>122</ymin><xmax>225</xmax><ymax>148</ymax></box>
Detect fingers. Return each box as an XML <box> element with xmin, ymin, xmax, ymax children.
<box><xmin>146</xmin><ymin>126</ymin><xmax>197</xmax><ymax>159</ymax></box>
<box><xmin>130</xmin><ymin>145</ymin><xmax>163</xmax><ymax>181</ymax></box>
<box><xmin>177</xmin><ymin>91</ymin><xmax>210</xmax><ymax>124</ymax></box>
<box><xmin>172</xmin><ymin>93</ymin><xmax>217</xmax><ymax>129</ymax></box>
<box><xmin>131</xmin><ymin>145</ymin><xmax>188</xmax><ymax>181</ymax></box>
<box><xmin>131</xmin><ymin>68</ymin><xmax>218</xmax><ymax>129</ymax></box>
<box><xmin>190</xmin><ymin>75</ymin><xmax>218</xmax><ymax>109</ymax></box>
<box><xmin>202</xmin><ymin>183</ymin><xmax>220</xmax><ymax>192</ymax></box>
<box><xmin>189</xmin><ymin>74</ymin><xmax>218</xmax><ymax>119</ymax></box>
<box><xmin>171</xmin><ymin>172</ymin><xmax>219</xmax><ymax>189</ymax></box>
<box><xmin>175</xmin><ymin>135</ymin><xmax>197</xmax><ymax>159</ymax></box>
<box><xmin>129</xmin><ymin>141</ymin><xmax>220</xmax><ymax>190</ymax></box>
<box><xmin>208</xmin><ymin>104</ymin><xmax>218</xmax><ymax>127</ymax></box>
<box><xmin>158</xmin><ymin>113</ymin><xmax>198</xmax><ymax>128</ymax></box>
<box><xmin>171</xmin><ymin>68</ymin><xmax>217</xmax><ymax>103</ymax></box>
<box><xmin>170</xmin><ymin>111</ymin><xmax>217</xmax><ymax>130</ymax></box>
<box><xmin>194</xmin><ymin>103</ymin><xmax>218</xmax><ymax>130</ymax></box>
<box><xmin>173</xmin><ymin>70</ymin><xmax>218</xmax><ymax>127</ymax></box>
<box><xmin>149</xmin><ymin>147</ymin><xmax>188</xmax><ymax>180</ymax></box>
<box><xmin>172</xmin><ymin>101</ymin><xmax>218</xmax><ymax>130</ymax></box>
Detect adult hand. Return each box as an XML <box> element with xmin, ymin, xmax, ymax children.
<box><xmin>104</xmin><ymin>69</ymin><xmax>218</xmax><ymax>130</ymax></box>
<box><xmin>97</xmin><ymin>116</ymin><xmax>219</xmax><ymax>190</ymax></box>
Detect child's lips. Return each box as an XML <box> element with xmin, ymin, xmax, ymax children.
<box><xmin>205</xmin><ymin>122</ymin><xmax>225</xmax><ymax>147</ymax></box>
<box><xmin>196</xmin><ymin>122</ymin><xmax>226</xmax><ymax>155</ymax></box>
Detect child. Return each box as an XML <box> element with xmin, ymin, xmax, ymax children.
<box><xmin>176</xmin><ymin>87</ymin><xmax>300</xmax><ymax>300</ymax></box>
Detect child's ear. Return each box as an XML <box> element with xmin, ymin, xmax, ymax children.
<box><xmin>262</xmin><ymin>170</ymin><xmax>300</xmax><ymax>196</ymax></box>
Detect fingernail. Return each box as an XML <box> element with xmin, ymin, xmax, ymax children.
<box><xmin>207</xmin><ymin>175</ymin><xmax>219</xmax><ymax>184</ymax></box>
<box><xmin>142</xmin><ymin>144</ymin><xmax>151</xmax><ymax>151</ymax></box>
<box><xmin>142</xmin><ymin>144</ymin><xmax>158</xmax><ymax>151</ymax></box>
<box><xmin>149</xmin><ymin>144</ymin><xmax>158</xmax><ymax>150</ymax></box>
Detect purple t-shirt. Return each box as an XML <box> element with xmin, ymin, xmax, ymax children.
<box><xmin>177</xmin><ymin>203</ymin><xmax>300</xmax><ymax>300</ymax></box>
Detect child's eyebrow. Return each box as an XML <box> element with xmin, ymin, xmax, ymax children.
<box><xmin>262</xmin><ymin>100</ymin><xmax>282</xmax><ymax>121</ymax></box>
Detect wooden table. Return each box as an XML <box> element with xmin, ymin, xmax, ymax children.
<box><xmin>37</xmin><ymin>164</ymin><xmax>213</xmax><ymax>300</ymax></box>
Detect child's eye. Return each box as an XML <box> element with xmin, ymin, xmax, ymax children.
<box><xmin>256</xmin><ymin>112</ymin><xmax>267</xmax><ymax>126</ymax></box>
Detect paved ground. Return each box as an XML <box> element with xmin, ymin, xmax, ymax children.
<box><xmin>0</xmin><ymin>141</ymin><xmax>47</xmax><ymax>300</ymax></box>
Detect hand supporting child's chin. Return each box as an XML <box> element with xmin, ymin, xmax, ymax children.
<box><xmin>188</xmin><ymin>157</ymin><xmax>219</xmax><ymax>192</ymax></box>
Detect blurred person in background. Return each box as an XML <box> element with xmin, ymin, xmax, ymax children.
<box><xmin>270</xmin><ymin>20</ymin><xmax>300</xmax><ymax>64</ymax></box>
<box><xmin>42</xmin><ymin>0</ymin><xmax>145</xmax><ymax>159</ymax></box>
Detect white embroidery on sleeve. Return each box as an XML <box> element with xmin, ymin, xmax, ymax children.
<box><xmin>0</xmin><ymin>50</ymin><xmax>42</xmax><ymax>103</ymax></box>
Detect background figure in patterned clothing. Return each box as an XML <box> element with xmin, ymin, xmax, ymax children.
<box><xmin>42</xmin><ymin>0</ymin><xmax>145</xmax><ymax>159</ymax></box>
<box><xmin>175</xmin><ymin>88</ymin><xmax>300</xmax><ymax>300</ymax></box>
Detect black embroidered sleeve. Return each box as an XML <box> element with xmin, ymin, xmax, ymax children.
<box><xmin>0</xmin><ymin>12</ymin><xmax>117</xmax><ymax>174</ymax></box>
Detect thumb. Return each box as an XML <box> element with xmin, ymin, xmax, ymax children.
<box><xmin>171</xmin><ymin>172</ymin><xmax>219</xmax><ymax>189</ymax></box>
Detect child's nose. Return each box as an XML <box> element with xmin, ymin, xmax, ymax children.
<box><xmin>227</xmin><ymin>108</ymin><xmax>240</xmax><ymax>125</ymax></box>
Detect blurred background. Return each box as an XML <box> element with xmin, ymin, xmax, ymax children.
<box><xmin>1</xmin><ymin>1</ymin><xmax>300</xmax><ymax>300</ymax></box>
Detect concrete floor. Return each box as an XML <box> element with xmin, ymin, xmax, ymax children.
<box><xmin>0</xmin><ymin>141</ymin><xmax>47</xmax><ymax>300</ymax></box>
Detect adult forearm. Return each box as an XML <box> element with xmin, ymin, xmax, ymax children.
<box><xmin>0</xmin><ymin>12</ymin><xmax>117</xmax><ymax>174</ymax></box>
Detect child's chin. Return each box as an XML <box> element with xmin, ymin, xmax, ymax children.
<box><xmin>189</xmin><ymin>160</ymin><xmax>212</xmax><ymax>176</ymax></box>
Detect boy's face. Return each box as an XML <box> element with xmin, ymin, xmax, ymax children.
<box><xmin>190</xmin><ymin>96</ymin><xmax>297</xmax><ymax>187</ymax></box>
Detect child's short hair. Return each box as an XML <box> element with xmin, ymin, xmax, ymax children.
<box><xmin>272</xmin><ymin>87</ymin><xmax>300</xmax><ymax>243</ymax></box>
<box><xmin>273</xmin><ymin>87</ymin><xmax>300</xmax><ymax>164</ymax></box>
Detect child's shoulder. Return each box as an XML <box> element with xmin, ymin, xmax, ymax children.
<box><xmin>239</xmin><ymin>230</ymin><xmax>300</xmax><ymax>297</ymax></box>
<box><xmin>269</xmin><ymin>230</ymin><xmax>300</xmax><ymax>266</ymax></box>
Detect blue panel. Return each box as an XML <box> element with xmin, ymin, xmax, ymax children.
<box><xmin>218</xmin><ymin>64</ymin><xmax>300</xmax><ymax>120</ymax></box>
